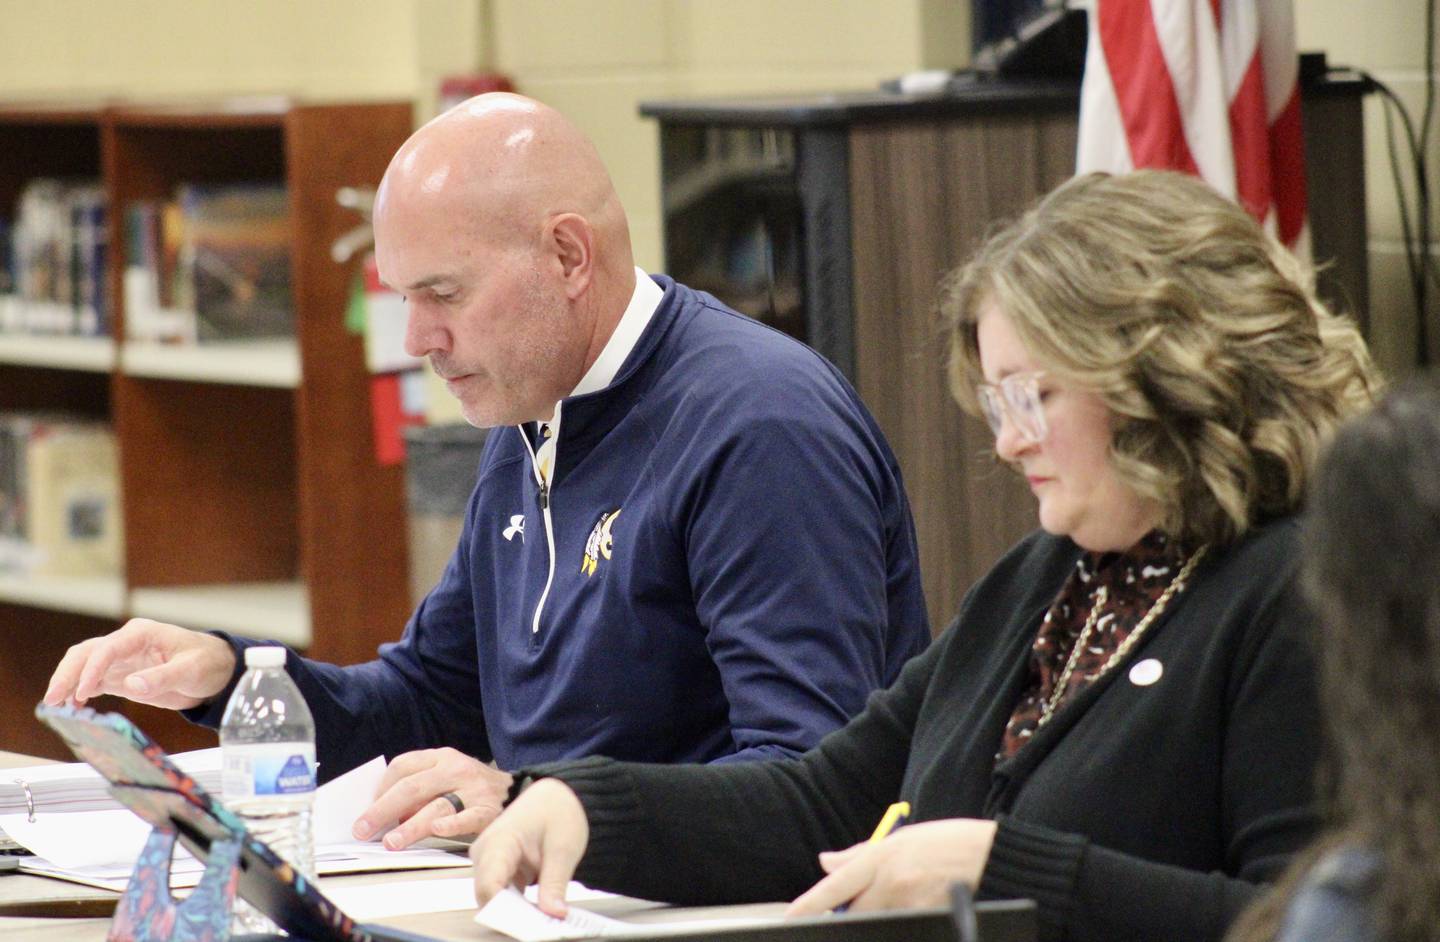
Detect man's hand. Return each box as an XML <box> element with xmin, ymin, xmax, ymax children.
<box><xmin>784</xmin><ymin>819</ymin><xmax>998</xmax><ymax>916</ymax></box>
<box><xmin>353</xmin><ymin>747</ymin><xmax>512</xmax><ymax>849</ymax></box>
<box><xmin>44</xmin><ymin>618</ymin><xmax>237</xmax><ymax>711</ymax></box>
<box><xmin>471</xmin><ymin>778</ymin><xmax>588</xmax><ymax>918</ymax></box>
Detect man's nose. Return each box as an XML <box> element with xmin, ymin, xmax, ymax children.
<box><xmin>403</xmin><ymin>303</ymin><xmax>446</xmax><ymax>358</ymax></box>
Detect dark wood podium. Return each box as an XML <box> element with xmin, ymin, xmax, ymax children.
<box><xmin>642</xmin><ymin>75</ymin><xmax>1368</xmax><ymax>630</ymax></box>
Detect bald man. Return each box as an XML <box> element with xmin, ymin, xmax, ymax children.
<box><xmin>45</xmin><ymin>94</ymin><xmax>929</xmax><ymax>849</ymax></box>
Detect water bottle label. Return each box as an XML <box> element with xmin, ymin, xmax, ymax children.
<box><xmin>273</xmin><ymin>754</ymin><xmax>315</xmax><ymax>794</ymax></box>
<box><xmin>222</xmin><ymin>744</ymin><xmax>316</xmax><ymax>798</ymax></box>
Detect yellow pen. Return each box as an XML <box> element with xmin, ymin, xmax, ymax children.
<box><xmin>833</xmin><ymin>801</ymin><xmax>912</xmax><ymax>914</ymax></box>
<box><xmin>867</xmin><ymin>800</ymin><xmax>910</xmax><ymax>842</ymax></box>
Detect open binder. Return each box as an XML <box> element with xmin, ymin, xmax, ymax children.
<box><xmin>35</xmin><ymin>703</ymin><xmax>1035</xmax><ymax>942</ymax></box>
<box><xmin>1</xmin><ymin>749</ymin><xmax>222</xmax><ymax>819</ymax></box>
<box><xmin>1</xmin><ymin>745</ymin><xmax>222</xmax><ymax>854</ymax></box>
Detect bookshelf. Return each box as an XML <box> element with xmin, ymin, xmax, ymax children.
<box><xmin>0</xmin><ymin>100</ymin><xmax>415</xmax><ymax>759</ymax></box>
<box><xmin>0</xmin><ymin>570</ymin><xmax>126</xmax><ymax>619</ymax></box>
<box><xmin>120</xmin><ymin>339</ymin><xmax>301</xmax><ymax>387</ymax></box>
<box><xmin>0</xmin><ymin>333</ymin><xmax>115</xmax><ymax>372</ymax></box>
<box><xmin>129</xmin><ymin>581</ymin><xmax>309</xmax><ymax>647</ymax></box>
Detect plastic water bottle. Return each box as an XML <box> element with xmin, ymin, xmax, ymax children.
<box><xmin>220</xmin><ymin>645</ymin><xmax>316</xmax><ymax>934</ymax></box>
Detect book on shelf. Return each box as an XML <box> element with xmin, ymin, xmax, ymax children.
<box><xmin>0</xmin><ymin>178</ymin><xmax>109</xmax><ymax>338</ymax></box>
<box><xmin>72</xmin><ymin>186</ymin><xmax>107</xmax><ymax>336</ymax></box>
<box><xmin>124</xmin><ymin>182</ymin><xmax>293</xmax><ymax>345</ymax></box>
<box><xmin>0</xmin><ymin>413</ymin><xmax>122</xmax><ymax>578</ymax></box>
<box><xmin>123</xmin><ymin>199</ymin><xmax>194</xmax><ymax>344</ymax></box>
<box><xmin>0</xmin><ymin>413</ymin><xmax>33</xmax><ymax>571</ymax></box>
<box><xmin>0</xmin><ymin>216</ymin><xmax>13</xmax><ymax>309</ymax></box>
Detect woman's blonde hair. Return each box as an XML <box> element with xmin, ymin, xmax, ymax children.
<box><xmin>940</xmin><ymin>170</ymin><xmax>1379</xmax><ymax>547</ymax></box>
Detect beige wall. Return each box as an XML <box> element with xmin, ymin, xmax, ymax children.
<box><xmin>1297</xmin><ymin>0</ymin><xmax>1439</xmax><ymax>378</ymax></box>
<box><xmin>0</xmin><ymin>0</ymin><xmax>482</xmax><ymax>120</ymax></box>
<box><xmin>487</xmin><ymin>0</ymin><xmax>968</xmax><ymax>271</ymax></box>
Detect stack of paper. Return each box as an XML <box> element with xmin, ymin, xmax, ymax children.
<box><xmin>0</xmin><ymin>755</ymin><xmax>469</xmax><ymax>890</ymax></box>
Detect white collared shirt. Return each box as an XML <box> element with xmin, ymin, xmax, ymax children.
<box><xmin>532</xmin><ymin>267</ymin><xmax>662</xmax><ymax>482</ymax></box>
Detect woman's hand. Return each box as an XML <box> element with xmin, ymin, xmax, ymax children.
<box><xmin>470</xmin><ymin>778</ymin><xmax>589</xmax><ymax>918</ymax></box>
<box><xmin>785</xmin><ymin>819</ymin><xmax>998</xmax><ymax>916</ymax></box>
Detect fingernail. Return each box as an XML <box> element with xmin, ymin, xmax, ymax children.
<box><xmin>127</xmin><ymin>675</ymin><xmax>149</xmax><ymax>695</ymax></box>
<box><xmin>384</xmin><ymin>833</ymin><xmax>401</xmax><ymax>850</ymax></box>
<box><xmin>352</xmin><ymin>820</ymin><xmax>370</xmax><ymax>840</ymax></box>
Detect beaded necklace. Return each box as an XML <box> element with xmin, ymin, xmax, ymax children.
<box><xmin>1037</xmin><ymin>545</ymin><xmax>1209</xmax><ymax>728</ymax></box>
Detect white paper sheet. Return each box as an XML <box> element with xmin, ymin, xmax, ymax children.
<box><xmin>475</xmin><ymin>887</ymin><xmax>632</xmax><ymax>941</ymax></box>
<box><xmin>474</xmin><ymin>886</ymin><xmax>778</xmax><ymax>941</ymax></box>
<box><xmin>313</xmin><ymin>755</ymin><xmax>386</xmax><ymax>845</ymax></box>
<box><xmin>322</xmin><ymin>878</ymin><xmax>618</xmax><ymax>922</ymax></box>
<box><xmin>325</xmin><ymin>876</ymin><xmax>478</xmax><ymax>920</ymax></box>
<box><xmin>2</xmin><ymin>808</ymin><xmax>162</xmax><ymax>870</ymax></box>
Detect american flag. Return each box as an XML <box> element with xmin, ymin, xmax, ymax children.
<box><xmin>1076</xmin><ymin>0</ymin><xmax>1307</xmax><ymax>250</ymax></box>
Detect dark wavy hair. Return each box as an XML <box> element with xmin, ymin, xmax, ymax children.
<box><xmin>1229</xmin><ymin>373</ymin><xmax>1440</xmax><ymax>941</ymax></box>
<box><xmin>940</xmin><ymin>170</ymin><xmax>1378</xmax><ymax>548</ymax></box>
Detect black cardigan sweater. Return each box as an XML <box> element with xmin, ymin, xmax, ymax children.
<box><xmin>526</xmin><ymin>518</ymin><xmax>1320</xmax><ymax>942</ymax></box>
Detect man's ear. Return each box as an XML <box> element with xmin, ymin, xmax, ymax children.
<box><xmin>547</xmin><ymin>213</ymin><xmax>594</xmax><ymax>300</ymax></box>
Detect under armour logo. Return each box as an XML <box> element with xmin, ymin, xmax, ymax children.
<box><xmin>502</xmin><ymin>515</ymin><xmax>526</xmax><ymax>542</ymax></box>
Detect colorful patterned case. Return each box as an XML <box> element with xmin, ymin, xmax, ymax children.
<box><xmin>35</xmin><ymin>702</ymin><xmax>372</xmax><ymax>942</ymax></box>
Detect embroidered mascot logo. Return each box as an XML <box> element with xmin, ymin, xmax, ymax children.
<box><xmin>580</xmin><ymin>508</ymin><xmax>622</xmax><ymax>576</ymax></box>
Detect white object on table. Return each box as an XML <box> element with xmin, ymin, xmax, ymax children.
<box><xmin>475</xmin><ymin>886</ymin><xmax>779</xmax><ymax>941</ymax></box>
<box><xmin>0</xmin><ymin>755</ymin><xmax>468</xmax><ymax>890</ymax></box>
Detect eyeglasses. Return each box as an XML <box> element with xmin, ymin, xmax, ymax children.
<box><xmin>976</xmin><ymin>371</ymin><xmax>1049</xmax><ymax>444</ymax></box>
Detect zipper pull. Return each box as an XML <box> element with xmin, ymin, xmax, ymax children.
<box><xmin>538</xmin><ymin>480</ymin><xmax>550</xmax><ymax>511</ymax></box>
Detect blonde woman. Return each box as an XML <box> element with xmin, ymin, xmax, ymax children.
<box><xmin>466</xmin><ymin>171</ymin><xmax>1379</xmax><ymax>942</ymax></box>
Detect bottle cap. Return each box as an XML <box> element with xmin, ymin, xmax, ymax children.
<box><xmin>244</xmin><ymin>646</ymin><xmax>287</xmax><ymax>668</ymax></box>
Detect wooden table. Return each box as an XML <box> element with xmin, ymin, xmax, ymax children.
<box><xmin>1</xmin><ymin>751</ymin><xmax>798</xmax><ymax>942</ymax></box>
<box><xmin>0</xmin><ymin>754</ymin><xmax>1008</xmax><ymax>942</ymax></box>
<box><xmin>0</xmin><ymin>865</ymin><xmax>790</xmax><ymax>942</ymax></box>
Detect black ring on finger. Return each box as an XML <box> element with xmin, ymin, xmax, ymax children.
<box><xmin>439</xmin><ymin>791</ymin><xmax>465</xmax><ymax>814</ymax></box>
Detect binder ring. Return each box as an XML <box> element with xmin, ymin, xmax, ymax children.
<box><xmin>13</xmin><ymin>779</ymin><xmax>34</xmax><ymax>823</ymax></box>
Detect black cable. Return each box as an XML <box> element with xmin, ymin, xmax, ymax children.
<box><xmin>1352</xmin><ymin>72</ymin><xmax>1423</xmax><ymax>356</ymax></box>
<box><xmin>1375</xmin><ymin>75</ymin><xmax>1427</xmax><ymax>356</ymax></box>
<box><xmin>1420</xmin><ymin>0</ymin><xmax>1437</xmax><ymax>304</ymax></box>
<box><xmin>1414</xmin><ymin>0</ymin><xmax>1437</xmax><ymax>362</ymax></box>
<box><xmin>1338</xmin><ymin>56</ymin><xmax>1436</xmax><ymax>365</ymax></box>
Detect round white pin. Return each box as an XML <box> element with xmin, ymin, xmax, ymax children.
<box><xmin>1129</xmin><ymin>658</ymin><xmax>1163</xmax><ymax>686</ymax></box>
